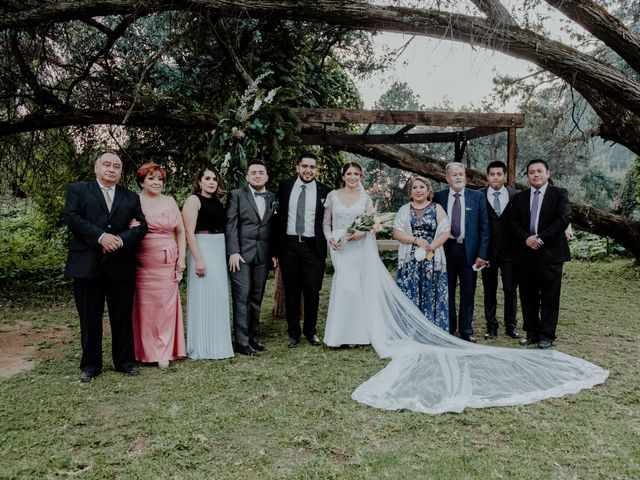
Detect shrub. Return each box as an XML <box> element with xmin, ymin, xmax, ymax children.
<box><xmin>570</xmin><ymin>231</ymin><xmax>631</xmax><ymax>261</ymax></box>
<box><xmin>0</xmin><ymin>201</ymin><xmax>69</xmax><ymax>298</ymax></box>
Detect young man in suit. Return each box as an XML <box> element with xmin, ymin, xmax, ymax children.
<box><xmin>274</xmin><ymin>152</ymin><xmax>331</xmax><ymax>347</ymax></box>
<box><xmin>481</xmin><ymin>161</ymin><xmax>519</xmax><ymax>340</ymax></box>
<box><xmin>226</xmin><ymin>159</ymin><xmax>277</xmax><ymax>356</ymax></box>
<box><xmin>63</xmin><ymin>152</ymin><xmax>148</xmax><ymax>382</ymax></box>
<box><xmin>434</xmin><ymin>162</ymin><xmax>490</xmax><ymax>343</ymax></box>
<box><xmin>510</xmin><ymin>159</ymin><xmax>571</xmax><ymax>349</ymax></box>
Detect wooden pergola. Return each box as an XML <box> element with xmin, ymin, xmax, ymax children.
<box><xmin>291</xmin><ymin>108</ymin><xmax>525</xmax><ymax>186</ymax></box>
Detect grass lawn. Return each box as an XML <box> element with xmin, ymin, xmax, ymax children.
<box><xmin>1</xmin><ymin>260</ymin><xmax>639</xmax><ymax>479</ymax></box>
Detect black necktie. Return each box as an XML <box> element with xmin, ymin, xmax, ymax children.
<box><xmin>451</xmin><ymin>193</ymin><xmax>461</xmax><ymax>238</ymax></box>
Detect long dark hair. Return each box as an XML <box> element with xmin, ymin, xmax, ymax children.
<box><xmin>191</xmin><ymin>165</ymin><xmax>225</xmax><ymax>199</ymax></box>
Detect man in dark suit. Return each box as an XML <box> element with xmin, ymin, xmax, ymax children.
<box><xmin>434</xmin><ymin>162</ymin><xmax>489</xmax><ymax>343</ymax></box>
<box><xmin>63</xmin><ymin>152</ymin><xmax>148</xmax><ymax>382</ymax></box>
<box><xmin>226</xmin><ymin>159</ymin><xmax>277</xmax><ymax>356</ymax></box>
<box><xmin>511</xmin><ymin>159</ymin><xmax>571</xmax><ymax>349</ymax></box>
<box><xmin>274</xmin><ymin>152</ymin><xmax>331</xmax><ymax>348</ymax></box>
<box><xmin>480</xmin><ymin>160</ymin><xmax>519</xmax><ymax>340</ymax></box>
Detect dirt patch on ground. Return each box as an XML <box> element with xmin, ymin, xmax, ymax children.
<box><xmin>0</xmin><ymin>321</ymin><xmax>72</xmax><ymax>378</ymax></box>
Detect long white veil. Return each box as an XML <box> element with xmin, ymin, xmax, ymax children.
<box><xmin>352</xmin><ymin>235</ymin><xmax>608</xmax><ymax>414</ymax></box>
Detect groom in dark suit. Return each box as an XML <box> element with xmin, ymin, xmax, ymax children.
<box><xmin>434</xmin><ymin>162</ymin><xmax>489</xmax><ymax>342</ymax></box>
<box><xmin>226</xmin><ymin>159</ymin><xmax>277</xmax><ymax>356</ymax></box>
<box><xmin>480</xmin><ymin>160</ymin><xmax>519</xmax><ymax>340</ymax></box>
<box><xmin>63</xmin><ymin>152</ymin><xmax>147</xmax><ymax>382</ymax></box>
<box><xmin>274</xmin><ymin>152</ymin><xmax>331</xmax><ymax>347</ymax></box>
<box><xmin>510</xmin><ymin>159</ymin><xmax>571</xmax><ymax>349</ymax></box>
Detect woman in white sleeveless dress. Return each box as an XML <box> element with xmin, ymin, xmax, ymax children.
<box><xmin>322</xmin><ymin>162</ymin><xmax>373</xmax><ymax>347</ymax></box>
<box><xmin>321</xmin><ymin>163</ymin><xmax>608</xmax><ymax>414</ymax></box>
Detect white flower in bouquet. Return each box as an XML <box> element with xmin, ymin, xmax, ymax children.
<box><xmin>338</xmin><ymin>211</ymin><xmax>395</xmax><ymax>246</ymax></box>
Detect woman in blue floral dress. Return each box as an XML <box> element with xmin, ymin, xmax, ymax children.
<box><xmin>393</xmin><ymin>177</ymin><xmax>450</xmax><ymax>331</ymax></box>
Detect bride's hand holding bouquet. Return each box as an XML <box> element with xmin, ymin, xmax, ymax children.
<box><xmin>342</xmin><ymin>210</ymin><xmax>395</xmax><ymax>244</ymax></box>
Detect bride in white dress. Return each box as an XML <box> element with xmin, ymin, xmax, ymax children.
<box><xmin>323</xmin><ymin>162</ymin><xmax>373</xmax><ymax>347</ymax></box>
<box><xmin>323</xmin><ymin>163</ymin><xmax>608</xmax><ymax>414</ymax></box>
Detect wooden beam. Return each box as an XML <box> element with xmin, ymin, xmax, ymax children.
<box><xmin>394</xmin><ymin>124</ymin><xmax>415</xmax><ymax>136</ymax></box>
<box><xmin>362</xmin><ymin>123</ymin><xmax>373</xmax><ymax>136</ymax></box>
<box><xmin>507</xmin><ymin>127</ymin><xmax>518</xmax><ymax>187</ymax></box>
<box><xmin>298</xmin><ymin>131</ymin><xmax>463</xmax><ymax>146</ymax></box>
<box><xmin>455</xmin><ymin>140</ymin><xmax>465</xmax><ymax>162</ymax></box>
<box><xmin>292</xmin><ymin>108</ymin><xmax>525</xmax><ymax>128</ymax></box>
<box><xmin>463</xmin><ymin>126</ymin><xmax>508</xmax><ymax>141</ymax></box>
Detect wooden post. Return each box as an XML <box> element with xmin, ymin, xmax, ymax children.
<box><xmin>507</xmin><ymin>127</ymin><xmax>517</xmax><ymax>187</ymax></box>
<box><xmin>272</xmin><ymin>265</ymin><xmax>303</xmax><ymax>319</ymax></box>
<box><xmin>272</xmin><ymin>266</ymin><xmax>287</xmax><ymax>318</ymax></box>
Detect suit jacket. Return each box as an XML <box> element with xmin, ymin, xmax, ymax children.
<box><xmin>434</xmin><ymin>187</ymin><xmax>490</xmax><ymax>265</ymax></box>
<box><xmin>63</xmin><ymin>181</ymin><xmax>147</xmax><ymax>279</ymax></box>
<box><xmin>274</xmin><ymin>178</ymin><xmax>331</xmax><ymax>260</ymax></box>
<box><xmin>510</xmin><ymin>185</ymin><xmax>571</xmax><ymax>265</ymax></box>
<box><xmin>225</xmin><ymin>186</ymin><xmax>276</xmax><ymax>264</ymax></box>
<box><xmin>481</xmin><ymin>186</ymin><xmax>518</xmax><ymax>261</ymax></box>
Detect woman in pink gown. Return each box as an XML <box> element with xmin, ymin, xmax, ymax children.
<box><xmin>132</xmin><ymin>162</ymin><xmax>187</xmax><ymax>368</ymax></box>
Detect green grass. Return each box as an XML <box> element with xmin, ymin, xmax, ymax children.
<box><xmin>1</xmin><ymin>260</ymin><xmax>639</xmax><ymax>479</ymax></box>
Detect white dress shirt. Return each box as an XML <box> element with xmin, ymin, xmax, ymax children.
<box><xmin>249</xmin><ymin>185</ymin><xmax>267</xmax><ymax>219</ymax></box>
<box><xmin>97</xmin><ymin>180</ymin><xmax>115</xmax><ymax>204</ymax></box>
<box><xmin>286</xmin><ymin>178</ymin><xmax>317</xmax><ymax>237</ymax></box>
<box><xmin>486</xmin><ymin>186</ymin><xmax>509</xmax><ymax>215</ymax></box>
<box><xmin>97</xmin><ymin>180</ymin><xmax>116</xmax><ymax>244</ymax></box>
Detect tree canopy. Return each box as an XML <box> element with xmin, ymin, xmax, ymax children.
<box><xmin>1</xmin><ymin>0</ymin><xmax>639</xmax><ymax>258</ymax></box>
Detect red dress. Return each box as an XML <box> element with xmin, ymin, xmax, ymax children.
<box><xmin>133</xmin><ymin>208</ymin><xmax>186</xmax><ymax>362</ymax></box>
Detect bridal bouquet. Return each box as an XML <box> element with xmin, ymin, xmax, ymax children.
<box><xmin>339</xmin><ymin>211</ymin><xmax>395</xmax><ymax>246</ymax></box>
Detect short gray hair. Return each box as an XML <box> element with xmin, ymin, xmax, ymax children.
<box><xmin>445</xmin><ymin>162</ymin><xmax>465</xmax><ymax>174</ymax></box>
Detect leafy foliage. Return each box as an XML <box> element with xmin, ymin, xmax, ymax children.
<box><xmin>618</xmin><ymin>156</ymin><xmax>640</xmax><ymax>219</ymax></box>
<box><xmin>0</xmin><ymin>202</ymin><xmax>68</xmax><ymax>294</ymax></box>
<box><xmin>569</xmin><ymin>231</ymin><xmax>631</xmax><ymax>261</ymax></box>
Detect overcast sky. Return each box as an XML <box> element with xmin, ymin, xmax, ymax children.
<box><xmin>355</xmin><ymin>33</ymin><xmax>532</xmax><ymax>111</ymax></box>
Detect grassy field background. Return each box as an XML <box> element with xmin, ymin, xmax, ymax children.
<box><xmin>1</xmin><ymin>260</ymin><xmax>639</xmax><ymax>479</ymax></box>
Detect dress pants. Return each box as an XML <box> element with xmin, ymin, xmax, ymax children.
<box><xmin>279</xmin><ymin>237</ymin><xmax>325</xmax><ymax>340</ymax></box>
<box><xmin>444</xmin><ymin>241</ymin><xmax>477</xmax><ymax>336</ymax></box>
<box><xmin>481</xmin><ymin>256</ymin><xmax>517</xmax><ymax>333</ymax></box>
<box><xmin>73</xmin><ymin>277</ymin><xmax>136</xmax><ymax>374</ymax></box>
<box><xmin>229</xmin><ymin>261</ymin><xmax>269</xmax><ymax>347</ymax></box>
<box><xmin>517</xmin><ymin>253</ymin><xmax>563</xmax><ymax>342</ymax></box>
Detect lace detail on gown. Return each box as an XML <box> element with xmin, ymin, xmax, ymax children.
<box><xmin>323</xmin><ymin>190</ymin><xmax>375</xmax><ymax>346</ymax></box>
<box><xmin>323</xmin><ymin>190</ymin><xmax>373</xmax><ymax>241</ymax></box>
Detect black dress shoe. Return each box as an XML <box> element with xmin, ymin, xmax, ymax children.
<box><xmin>79</xmin><ymin>371</ymin><xmax>96</xmax><ymax>383</ymax></box>
<box><xmin>538</xmin><ymin>339</ymin><xmax>553</xmax><ymax>349</ymax></box>
<box><xmin>250</xmin><ymin>342</ymin><xmax>267</xmax><ymax>352</ymax></box>
<box><xmin>506</xmin><ymin>330</ymin><xmax>520</xmax><ymax>339</ymax></box>
<box><xmin>460</xmin><ymin>335</ymin><xmax>477</xmax><ymax>343</ymax></box>
<box><xmin>519</xmin><ymin>337</ymin><xmax>538</xmax><ymax>346</ymax></box>
<box><xmin>287</xmin><ymin>337</ymin><xmax>299</xmax><ymax>348</ymax></box>
<box><xmin>237</xmin><ymin>345</ymin><xmax>259</xmax><ymax>356</ymax></box>
<box><xmin>307</xmin><ymin>335</ymin><xmax>321</xmax><ymax>346</ymax></box>
<box><xmin>484</xmin><ymin>330</ymin><xmax>497</xmax><ymax>340</ymax></box>
<box><xmin>122</xmin><ymin>366</ymin><xmax>140</xmax><ymax>377</ymax></box>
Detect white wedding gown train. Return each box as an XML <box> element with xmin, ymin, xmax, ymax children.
<box><xmin>351</xmin><ymin>235</ymin><xmax>608</xmax><ymax>414</ymax></box>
